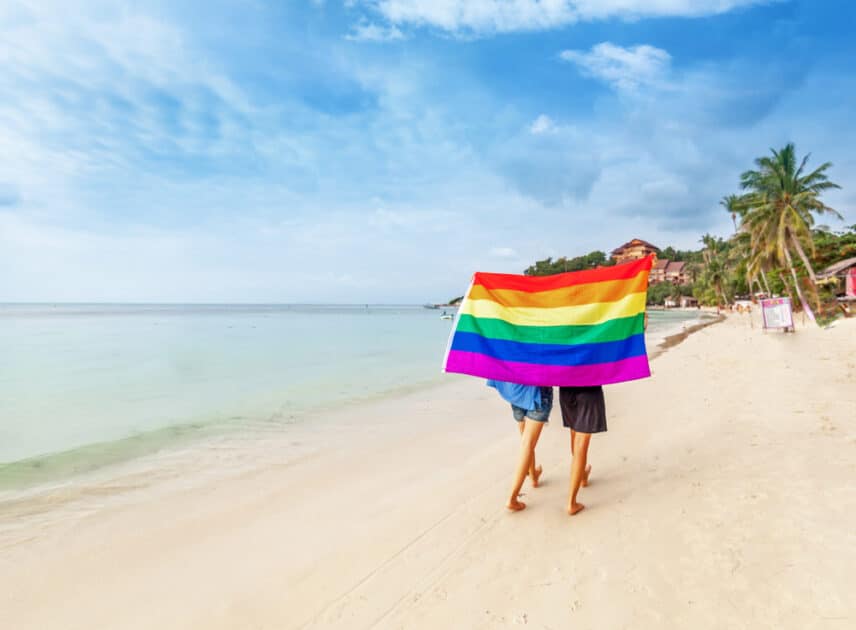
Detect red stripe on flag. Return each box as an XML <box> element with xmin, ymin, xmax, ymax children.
<box><xmin>472</xmin><ymin>255</ymin><xmax>654</xmax><ymax>293</ymax></box>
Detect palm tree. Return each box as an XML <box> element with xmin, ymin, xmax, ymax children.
<box><xmin>745</xmin><ymin>247</ymin><xmax>773</xmax><ymax>297</ymax></box>
<box><xmin>700</xmin><ymin>234</ymin><xmax>730</xmax><ymax>305</ymax></box>
<box><xmin>704</xmin><ymin>258</ymin><xmax>730</xmax><ymax>306</ymax></box>
<box><xmin>720</xmin><ymin>194</ymin><xmax>744</xmax><ymax>233</ymax></box>
<box><xmin>739</xmin><ymin>143</ymin><xmax>841</xmax><ymax>317</ymax></box>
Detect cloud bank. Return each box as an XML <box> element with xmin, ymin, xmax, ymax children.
<box><xmin>357</xmin><ymin>0</ymin><xmax>775</xmax><ymax>35</ymax></box>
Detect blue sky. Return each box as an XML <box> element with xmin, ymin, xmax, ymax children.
<box><xmin>1</xmin><ymin>0</ymin><xmax>854</xmax><ymax>302</ymax></box>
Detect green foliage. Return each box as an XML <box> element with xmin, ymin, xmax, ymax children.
<box><xmin>812</xmin><ymin>225</ymin><xmax>856</xmax><ymax>270</ymax></box>
<box><xmin>693</xmin><ymin>283</ymin><xmax>719</xmax><ymax>306</ymax></box>
<box><xmin>659</xmin><ymin>246</ymin><xmax>704</xmax><ymax>264</ymax></box>
<box><xmin>524</xmin><ymin>250</ymin><xmax>614</xmax><ymax>276</ymax></box>
<box><xmin>647</xmin><ymin>282</ymin><xmax>695</xmax><ymax>306</ymax></box>
<box><xmin>738</xmin><ymin>142</ymin><xmax>841</xmax><ymax>315</ymax></box>
<box><xmin>521</xmin><ymin>152</ymin><xmax>847</xmax><ymax>316</ymax></box>
<box><xmin>646</xmin><ymin>282</ymin><xmax>673</xmax><ymax>306</ymax></box>
<box><xmin>720</xmin><ymin>194</ymin><xmax>749</xmax><ymax>232</ymax></box>
<box><xmin>690</xmin><ymin>233</ymin><xmax>734</xmax><ymax>305</ymax></box>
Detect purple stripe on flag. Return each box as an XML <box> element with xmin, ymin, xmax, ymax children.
<box><xmin>444</xmin><ymin>350</ymin><xmax>650</xmax><ymax>387</ymax></box>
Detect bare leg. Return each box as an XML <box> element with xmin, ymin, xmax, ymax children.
<box><xmin>568</xmin><ymin>431</ymin><xmax>591</xmax><ymax>515</ymax></box>
<box><xmin>518</xmin><ymin>421</ymin><xmax>543</xmax><ymax>486</ymax></box>
<box><xmin>570</xmin><ymin>430</ymin><xmax>591</xmax><ymax>486</ymax></box>
<box><xmin>507</xmin><ymin>419</ymin><xmax>545</xmax><ymax>511</ymax></box>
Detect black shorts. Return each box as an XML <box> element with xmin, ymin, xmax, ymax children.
<box><xmin>559</xmin><ymin>386</ymin><xmax>607</xmax><ymax>434</ymax></box>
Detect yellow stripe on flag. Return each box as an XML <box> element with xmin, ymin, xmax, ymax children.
<box><xmin>460</xmin><ymin>291</ymin><xmax>647</xmax><ymax>327</ymax></box>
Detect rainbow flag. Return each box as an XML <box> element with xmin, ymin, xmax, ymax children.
<box><xmin>443</xmin><ymin>256</ymin><xmax>653</xmax><ymax>387</ymax></box>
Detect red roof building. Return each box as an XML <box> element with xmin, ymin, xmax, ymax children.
<box><xmin>649</xmin><ymin>260</ymin><xmax>691</xmax><ymax>285</ymax></box>
<box><xmin>610</xmin><ymin>239</ymin><xmax>660</xmax><ymax>264</ymax></box>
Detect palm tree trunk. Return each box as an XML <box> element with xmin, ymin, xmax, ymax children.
<box><xmin>760</xmin><ymin>268</ymin><xmax>772</xmax><ymax>297</ymax></box>
<box><xmin>750</xmin><ymin>277</ymin><xmax>761</xmax><ymax>301</ymax></box>
<box><xmin>715</xmin><ymin>280</ymin><xmax>729</xmax><ymax>306</ymax></box>
<box><xmin>778</xmin><ymin>271</ymin><xmax>796</xmax><ymax>304</ymax></box>
<box><xmin>782</xmin><ymin>246</ymin><xmax>817</xmax><ymax>325</ymax></box>
<box><xmin>789</xmin><ymin>235</ymin><xmax>817</xmax><ymax>283</ymax></box>
<box><xmin>789</xmin><ymin>234</ymin><xmax>822</xmax><ymax>312</ymax></box>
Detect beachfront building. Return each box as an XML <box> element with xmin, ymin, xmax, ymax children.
<box><xmin>665</xmin><ymin>260</ymin><xmax>690</xmax><ymax>285</ymax></box>
<box><xmin>650</xmin><ymin>258</ymin><xmax>669</xmax><ymax>283</ymax></box>
<box><xmin>650</xmin><ymin>259</ymin><xmax>691</xmax><ymax>285</ymax></box>
<box><xmin>818</xmin><ymin>256</ymin><xmax>856</xmax><ymax>298</ymax></box>
<box><xmin>611</xmin><ymin>238</ymin><xmax>660</xmax><ymax>264</ymax></box>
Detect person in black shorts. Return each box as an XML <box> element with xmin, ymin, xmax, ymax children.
<box><xmin>559</xmin><ymin>385</ymin><xmax>607</xmax><ymax>515</ymax></box>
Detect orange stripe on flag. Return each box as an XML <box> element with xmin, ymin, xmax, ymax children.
<box><xmin>472</xmin><ymin>255</ymin><xmax>653</xmax><ymax>293</ymax></box>
<box><xmin>468</xmin><ymin>270</ymin><xmax>648</xmax><ymax>308</ymax></box>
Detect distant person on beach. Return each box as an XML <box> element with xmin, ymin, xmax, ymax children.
<box><xmin>487</xmin><ymin>381</ymin><xmax>553</xmax><ymax>511</ymax></box>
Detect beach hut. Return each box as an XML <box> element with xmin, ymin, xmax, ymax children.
<box><xmin>819</xmin><ymin>256</ymin><xmax>856</xmax><ymax>298</ymax></box>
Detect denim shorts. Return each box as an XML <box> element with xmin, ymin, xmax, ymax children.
<box><xmin>511</xmin><ymin>387</ymin><xmax>553</xmax><ymax>423</ymax></box>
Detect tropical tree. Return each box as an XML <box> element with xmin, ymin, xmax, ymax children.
<box><xmin>699</xmin><ymin>234</ymin><xmax>731</xmax><ymax>305</ymax></box>
<box><xmin>524</xmin><ymin>250</ymin><xmax>613</xmax><ymax>275</ymax></box>
<box><xmin>739</xmin><ymin>143</ymin><xmax>841</xmax><ymax>317</ymax></box>
<box><xmin>720</xmin><ymin>194</ymin><xmax>745</xmax><ymax>233</ymax></box>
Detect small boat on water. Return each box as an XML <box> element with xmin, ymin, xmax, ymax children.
<box><xmin>423</xmin><ymin>303</ymin><xmax>459</xmax><ymax>310</ymax></box>
<box><xmin>440</xmin><ymin>313</ymin><xmax>453</xmax><ymax>320</ymax></box>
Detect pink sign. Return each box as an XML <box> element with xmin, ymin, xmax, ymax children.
<box><xmin>761</xmin><ymin>297</ymin><xmax>794</xmax><ymax>330</ymax></box>
<box><xmin>848</xmin><ymin>268</ymin><xmax>856</xmax><ymax>297</ymax></box>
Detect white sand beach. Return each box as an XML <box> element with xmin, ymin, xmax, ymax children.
<box><xmin>1</xmin><ymin>312</ymin><xmax>854</xmax><ymax>629</ymax></box>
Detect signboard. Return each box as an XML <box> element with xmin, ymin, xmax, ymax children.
<box><xmin>761</xmin><ymin>297</ymin><xmax>794</xmax><ymax>330</ymax></box>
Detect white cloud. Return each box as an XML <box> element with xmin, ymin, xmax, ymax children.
<box><xmin>560</xmin><ymin>42</ymin><xmax>671</xmax><ymax>91</ymax></box>
<box><xmin>0</xmin><ymin>0</ymin><xmax>261</xmax><ymax>224</ymax></box>
<box><xmin>347</xmin><ymin>20</ymin><xmax>405</xmax><ymax>41</ymax></box>
<box><xmin>489</xmin><ymin>247</ymin><xmax>518</xmax><ymax>258</ymax></box>
<box><xmin>568</xmin><ymin>0</ymin><xmax>772</xmax><ymax>20</ymax></box>
<box><xmin>529</xmin><ymin>114</ymin><xmax>555</xmax><ymax>135</ymax></box>
<box><xmin>358</xmin><ymin>0</ymin><xmax>773</xmax><ymax>35</ymax></box>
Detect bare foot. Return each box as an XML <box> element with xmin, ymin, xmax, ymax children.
<box><xmin>581</xmin><ymin>464</ymin><xmax>592</xmax><ymax>487</ymax></box>
<box><xmin>507</xmin><ymin>498</ymin><xmax>527</xmax><ymax>512</ymax></box>
<box><xmin>531</xmin><ymin>465</ymin><xmax>543</xmax><ymax>488</ymax></box>
<box><xmin>567</xmin><ymin>502</ymin><xmax>585</xmax><ymax>516</ymax></box>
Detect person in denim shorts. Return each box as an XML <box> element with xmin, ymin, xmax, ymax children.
<box><xmin>508</xmin><ymin>386</ymin><xmax>553</xmax><ymax>507</ymax></box>
<box><xmin>495</xmin><ymin>384</ymin><xmax>553</xmax><ymax>511</ymax></box>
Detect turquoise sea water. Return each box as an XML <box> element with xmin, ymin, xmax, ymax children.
<box><xmin>0</xmin><ymin>304</ymin><xmax>701</xmax><ymax>487</ymax></box>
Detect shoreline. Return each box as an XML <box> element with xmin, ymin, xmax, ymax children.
<box><xmin>649</xmin><ymin>313</ymin><xmax>725</xmax><ymax>359</ymax></box>
<box><xmin>2</xmin><ymin>313</ymin><xmax>854</xmax><ymax>628</ymax></box>
<box><xmin>1</xmin><ymin>311</ymin><xmax>701</xmax><ymax>495</ymax></box>
<box><xmin>0</xmin><ymin>372</ymin><xmax>450</xmax><ymax>494</ymax></box>
<box><xmin>0</xmin><ymin>313</ymin><xmax>722</xmax><ymax>535</ymax></box>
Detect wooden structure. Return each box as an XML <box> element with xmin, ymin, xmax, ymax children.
<box><xmin>818</xmin><ymin>256</ymin><xmax>856</xmax><ymax>298</ymax></box>
<box><xmin>650</xmin><ymin>259</ymin><xmax>691</xmax><ymax>285</ymax></box>
<box><xmin>611</xmin><ymin>239</ymin><xmax>660</xmax><ymax>264</ymax></box>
